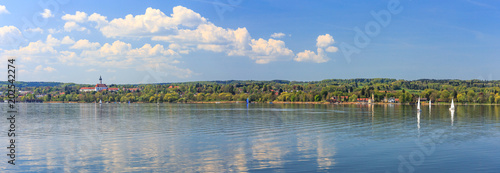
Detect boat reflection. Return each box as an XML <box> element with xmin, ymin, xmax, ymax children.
<box><xmin>451</xmin><ymin>109</ymin><xmax>455</xmax><ymax>126</ymax></box>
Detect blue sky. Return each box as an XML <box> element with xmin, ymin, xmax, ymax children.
<box><xmin>0</xmin><ymin>0</ymin><xmax>499</xmax><ymax>84</ymax></box>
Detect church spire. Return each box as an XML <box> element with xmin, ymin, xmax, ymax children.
<box><xmin>99</xmin><ymin>75</ymin><xmax>102</xmax><ymax>84</ymax></box>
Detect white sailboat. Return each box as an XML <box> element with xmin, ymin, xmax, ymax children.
<box><xmin>429</xmin><ymin>100</ymin><xmax>431</xmax><ymax>108</ymax></box>
<box><xmin>99</xmin><ymin>99</ymin><xmax>102</xmax><ymax>105</ymax></box>
<box><xmin>449</xmin><ymin>99</ymin><xmax>455</xmax><ymax>111</ymax></box>
<box><xmin>417</xmin><ymin>97</ymin><xmax>421</xmax><ymax>112</ymax></box>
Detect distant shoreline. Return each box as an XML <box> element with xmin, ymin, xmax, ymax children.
<box><xmin>26</xmin><ymin>101</ymin><xmax>500</xmax><ymax>106</ymax></box>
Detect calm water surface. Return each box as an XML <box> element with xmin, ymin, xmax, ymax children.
<box><xmin>1</xmin><ymin>103</ymin><xmax>499</xmax><ymax>172</ymax></box>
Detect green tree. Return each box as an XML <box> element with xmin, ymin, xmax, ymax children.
<box><xmin>495</xmin><ymin>94</ymin><xmax>500</xmax><ymax>104</ymax></box>
<box><xmin>350</xmin><ymin>94</ymin><xmax>358</xmax><ymax>102</ymax></box>
<box><xmin>457</xmin><ymin>93</ymin><xmax>466</xmax><ymax>103</ymax></box>
<box><xmin>314</xmin><ymin>95</ymin><xmax>321</xmax><ymax>102</ymax></box>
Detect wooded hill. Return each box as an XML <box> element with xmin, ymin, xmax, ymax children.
<box><xmin>2</xmin><ymin>79</ymin><xmax>500</xmax><ymax>104</ymax></box>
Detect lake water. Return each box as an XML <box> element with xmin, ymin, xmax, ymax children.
<box><xmin>1</xmin><ymin>103</ymin><xmax>500</xmax><ymax>172</ymax></box>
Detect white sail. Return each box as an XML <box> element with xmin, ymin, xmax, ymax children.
<box><xmin>449</xmin><ymin>99</ymin><xmax>455</xmax><ymax>111</ymax></box>
<box><xmin>417</xmin><ymin>97</ymin><xmax>421</xmax><ymax>110</ymax></box>
<box><xmin>99</xmin><ymin>99</ymin><xmax>102</xmax><ymax>104</ymax></box>
<box><xmin>429</xmin><ymin>100</ymin><xmax>431</xmax><ymax>108</ymax></box>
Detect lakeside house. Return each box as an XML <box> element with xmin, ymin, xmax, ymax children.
<box><xmin>79</xmin><ymin>87</ymin><xmax>95</xmax><ymax>92</ymax></box>
<box><xmin>357</xmin><ymin>94</ymin><xmax>375</xmax><ymax>103</ymax></box>
<box><xmin>388</xmin><ymin>97</ymin><xmax>397</xmax><ymax>103</ymax></box>
<box><xmin>19</xmin><ymin>91</ymin><xmax>33</xmax><ymax>96</ymax></box>
<box><xmin>357</xmin><ymin>98</ymin><xmax>371</xmax><ymax>102</ymax></box>
<box><xmin>105</xmin><ymin>88</ymin><xmax>120</xmax><ymax>92</ymax></box>
<box><xmin>330</xmin><ymin>96</ymin><xmax>349</xmax><ymax>102</ymax></box>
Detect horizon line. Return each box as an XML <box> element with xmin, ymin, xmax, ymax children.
<box><xmin>3</xmin><ymin>78</ymin><xmax>500</xmax><ymax>85</ymax></box>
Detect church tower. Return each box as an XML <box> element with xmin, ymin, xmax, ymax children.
<box><xmin>99</xmin><ymin>75</ymin><xmax>102</xmax><ymax>84</ymax></box>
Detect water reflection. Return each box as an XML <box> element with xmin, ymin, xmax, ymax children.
<box><xmin>451</xmin><ymin>109</ymin><xmax>455</xmax><ymax>126</ymax></box>
<box><xmin>417</xmin><ymin>111</ymin><xmax>421</xmax><ymax>130</ymax></box>
<box><xmin>2</xmin><ymin>104</ymin><xmax>500</xmax><ymax>172</ymax></box>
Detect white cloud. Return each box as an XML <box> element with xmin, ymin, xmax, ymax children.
<box><xmin>32</xmin><ymin>65</ymin><xmax>56</xmax><ymax>72</ymax></box>
<box><xmin>88</xmin><ymin>13</ymin><xmax>108</xmax><ymax>28</ymax></box>
<box><xmin>96</xmin><ymin>40</ymin><xmax>132</xmax><ymax>57</ymax></box>
<box><xmin>26</xmin><ymin>27</ymin><xmax>44</xmax><ymax>33</ymax></box>
<box><xmin>44</xmin><ymin>66</ymin><xmax>56</xmax><ymax>72</ymax></box>
<box><xmin>100</xmin><ymin>6</ymin><xmax>207</xmax><ymax>38</ymax></box>
<box><xmin>58</xmin><ymin>51</ymin><xmax>77</xmax><ymax>64</ymax></box>
<box><xmin>18</xmin><ymin>69</ymin><xmax>29</xmax><ymax>75</ymax></box>
<box><xmin>143</xmin><ymin>63</ymin><xmax>194</xmax><ymax>79</ymax></box>
<box><xmin>316</xmin><ymin>34</ymin><xmax>335</xmax><ymax>48</ymax></box>
<box><xmin>40</xmin><ymin>9</ymin><xmax>54</xmax><ymax>18</ymax></box>
<box><xmin>45</xmin><ymin>35</ymin><xmax>74</xmax><ymax>46</ymax></box>
<box><xmin>152</xmin><ymin>23</ymin><xmax>251</xmax><ymax>56</ymax></box>
<box><xmin>2</xmin><ymin>34</ymin><xmax>193</xmax><ymax>79</ymax></box>
<box><xmin>92</xmin><ymin>6</ymin><xmax>299</xmax><ymax>64</ymax></box>
<box><xmin>62</xmin><ymin>11</ymin><xmax>88</xmax><ymax>23</ymax></box>
<box><xmin>249</xmin><ymin>38</ymin><xmax>294</xmax><ymax>64</ymax></box>
<box><xmin>46</xmin><ymin>34</ymin><xmax>61</xmax><ymax>46</ymax></box>
<box><xmin>271</xmin><ymin>32</ymin><xmax>286</xmax><ymax>39</ymax></box>
<box><xmin>294</xmin><ymin>48</ymin><xmax>329</xmax><ymax>63</ymax></box>
<box><xmin>64</xmin><ymin>21</ymin><xmax>87</xmax><ymax>32</ymax></box>
<box><xmin>1</xmin><ymin>37</ymin><xmax>59</xmax><ymax>65</ymax></box>
<box><xmin>75</xmin><ymin>40</ymin><xmax>190</xmax><ymax>78</ymax></box>
<box><xmin>35</xmin><ymin>65</ymin><xmax>43</xmax><ymax>71</ymax></box>
<box><xmin>0</xmin><ymin>26</ymin><xmax>24</xmax><ymax>45</ymax></box>
<box><xmin>295</xmin><ymin>34</ymin><xmax>338</xmax><ymax>63</ymax></box>
<box><xmin>33</xmin><ymin>65</ymin><xmax>56</xmax><ymax>73</ymax></box>
<box><xmin>168</xmin><ymin>43</ymin><xmax>190</xmax><ymax>54</ymax></box>
<box><xmin>73</xmin><ymin>6</ymin><xmax>298</xmax><ymax>64</ymax></box>
<box><xmin>127</xmin><ymin>43</ymin><xmax>177</xmax><ymax>57</ymax></box>
<box><xmin>7</xmin><ymin>40</ymin><xmax>57</xmax><ymax>55</ymax></box>
<box><xmin>48</xmin><ymin>28</ymin><xmax>60</xmax><ymax>34</ymax></box>
<box><xmin>61</xmin><ymin>36</ymin><xmax>75</xmax><ymax>44</ymax></box>
<box><xmin>86</xmin><ymin>68</ymin><xmax>97</xmax><ymax>72</ymax></box>
<box><xmin>197</xmin><ymin>44</ymin><xmax>225</xmax><ymax>52</ymax></box>
<box><xmin>70</xmin><ymin>39</ymin><xmax>100</xmax><ymax>49</ymax></box>
<box><xmin>325</xmin><ymin>46</ymin><xmax>338</xmax><ymax>53</ymax></box>
<box><xmin>0</xmin><ymin>5</ymin><xmax>9</xmax><ymax>14</ymax></box>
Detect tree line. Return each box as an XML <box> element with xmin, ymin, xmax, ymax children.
<box><xmin>2</xmin><ymin>79</ymin><xmax>500</xmax><ymax>104</ymax></box>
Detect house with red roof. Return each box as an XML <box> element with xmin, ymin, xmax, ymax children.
<box><xmin>107</xmin><ymin>88</ymin><xmax>119</xmax><ymax>92</ymax></box>
<box><xmin>80</xmin><ymin>87</ymin><xmax>95</xmax><ymax>92</ymax></box>
<box><xmin>124</xmin><ymin>88</ymin><xmax>140</xmax><ymax>92</ymax></box>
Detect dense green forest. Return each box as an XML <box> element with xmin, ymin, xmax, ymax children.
<box><xmin>2</xmin><ymin>79</ymin><xmax>500</xmax><ymax>104</ymax></box>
